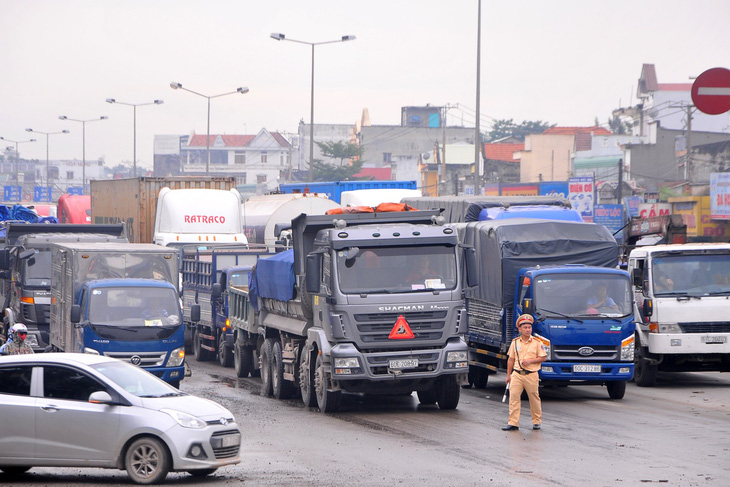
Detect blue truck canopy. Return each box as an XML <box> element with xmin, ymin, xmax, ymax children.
<box><xmin>401</xmin><ymin>196</ymin><xmax>570</xmax><ymax>223</ymax></box>
<box><xmin>478</xmin><ymin>205</ymin><xmax>583</xmax><ymax>222</ymax></box>
<box><xmin>250</xmin><ymin>249</ymin><xmax>295</xmax><ymax>309</ymax></box>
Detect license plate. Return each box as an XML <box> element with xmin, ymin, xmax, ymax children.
<box><xmin>702</xmin><ymin>336</ymin><xmax>727</xmax><ymax>344</ymax></box>
<box><xmin>389</xmin><ymin>359</ymin><xmax>419</xmax><ymax>369</ymax></box>
<box><xmin>573</xmin><ymin>364</ymin><xmax>601</xmax><ymax>373</ymax></box>
<box><xmin>220</xmin><ymin>433</ymin><xmax>240</xmax><ymax>448</ymax></box>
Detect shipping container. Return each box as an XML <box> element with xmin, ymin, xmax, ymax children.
<box><xmin>90</xmin><ymin>177</ymin><xmax>235</xmax><ymax>243</ymax></box>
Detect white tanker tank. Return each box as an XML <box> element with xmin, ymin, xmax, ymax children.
<box><xmin>241</xmin><ymin>193</ymin><xmax>340</xmax><ymax>249</ymax></box>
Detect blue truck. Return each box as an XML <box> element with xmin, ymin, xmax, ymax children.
<box><xmin>49</xmin><ymin>242</ymin><xmax>197</xmax><ymax>387</ymax></box>
<box><xmin>180</xmin><ymin>245</ymin><xmax>267</xmax><ymax>366</ymax></box>
<box><xmin>279</xmin><ymin>180</ymin><xmax>417</xmax><ymax>204</ymax></box>
<box><xmin>459</xmin><ymin>219</ymin><xmax>635</xmax><ymax>399</ymax></box>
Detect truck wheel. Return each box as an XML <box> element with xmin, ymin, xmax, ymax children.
<box><xmin>436</xmin><ymin>375</ymin><xmax>460</xmax><ymax>410</ymax></box>
<box><xmin>260</xmin><ymin>338</ymin><xmax>275</xmax><ymax>397</ymax></box>
<box><xmin>194</xmin><ymin>329</ymin><xmax>209</xmax><ymax>362</ymax></box>
<box><xmin>300</xmin><ymin>287</ymin><xmax>314</xmax><ymax>320</ymax></box>
<box><xmin>124</xmin><ymin>436</ymin><xmax>170</xmax><ymax>485</ymax></box>
<box><xmin>417</xmin><ymin>386</ymin><xmax>438</xmax><ymax>405</ymax></box>
<box><xmin>634</xmin><ymin>341</ymin><xmax>658</xmax><ymax>387</ymax></box>
<box><xmin>218</xmin><ymin>333</ymin><xmax>233</xmax><ymax>368</ymax></box>
<box><xmin>272</xmin><ymin>341</ymin><xmax>296</xmax><ymax>399</ymax></box>
<box><xmin>299</xmin><ymin>347</ymin><xmax>317</xmax><ymax>407</ymax></box>
<box><xmin>473</xmin><ymin>368</ymin><xmax>489</xmax><ymax>389</ymax></box>
<box><xmin>315</xmin><ymin>353</ymin><xmax>341</xmax><ymax>412</ymax></box>
<box><xmin>234</xmin><ymin>343</ymin><xmax>253</xmax><ymax>378</ymax></box>
<box><xmin>606</xmin><ymin>381</ymin><xmax>627</xmax><ymax>399</ymax></box>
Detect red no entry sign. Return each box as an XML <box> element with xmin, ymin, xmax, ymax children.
<box><xmin>691</xmin><ymin>67</ymin><xmax>730</xmax><ymax>115</ymax></box>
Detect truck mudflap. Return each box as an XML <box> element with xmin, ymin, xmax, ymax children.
<box><xmin>539</xmin><ymin>362</ymin><xmax>634</xmax><ymax>382</ymax></box>
<box><xmin>327</xmin><ymin>337</ymin><xmax>469</xmax><ymax>383</ymax></box>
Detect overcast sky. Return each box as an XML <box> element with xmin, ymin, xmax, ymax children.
<box><xmin>1</xmin><ymin>0</ymin><xmax>728</xmax><ymax>169</ymax></box>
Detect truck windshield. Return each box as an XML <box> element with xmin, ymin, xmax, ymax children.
<box><xmin>652</xmin><ymin>253</ymin><xmax>730</xmax><ymax>296</ymax></box>
<box><xmin>22</xmin><ymin>250</ymin><xmax>52</xmax><ymax>286</ymax></box>
<box><xmin>533</xmin><ymin>273</ymin><xmax>632</xmax><ymax>318</ymax></box>
<box><xmin>88</xmin><ymin>287</ymin><xmax>182</xmax><ymax>327</ymax></box>
<box><xmin>337</xmin><ymin>245</ymin><xmax>457</xmax><ymax>294</ymax></box>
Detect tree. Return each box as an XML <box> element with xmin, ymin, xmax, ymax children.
<box><xmin>485</xmin><ymin>119</ymin><xmax>555</xmax><ymax>142</ymax></box>
<box><xmin>315</xmin><ymin>140</ymin><xmax>364</xmax><ymax>166</ymax></box>
<box><xmin>310</xmin><ymin>157</ymin><xmax>365</xmax><ymax>181</ymax></box>
<box><xmin>608</xmin><ymin>115</ymin><xmax>631</xmax><ymax>135</ymax></box>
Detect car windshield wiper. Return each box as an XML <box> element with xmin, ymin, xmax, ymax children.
<box><xmin>536</xmin><ymin>308</ymin><xmax>583</xmax><ymax>323</ymax></box>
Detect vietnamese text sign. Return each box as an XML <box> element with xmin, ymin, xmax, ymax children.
<box><xmin>569</xmin><ymin>176</ymin><xmax>594</xmax><ymax>222</ymax></box>
<box><xmin>710</xmin><ymin>173</ymin><xmax>730</xmax><ymax>220</ymax></box>
<box><xmin>3</xmin><ymin>185</ymin><xmax>22</xmax><ymax>202</ymax></box>
<box><xmin>594</xmin><ymin>204</ymin><xmax>624</xmax><ymax>238</ymax></box>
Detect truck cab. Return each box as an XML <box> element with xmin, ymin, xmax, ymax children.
<box><xmin>514</xmin><ymin>266</ymin><xmax>635</xmax><ymax>398</ymax></box>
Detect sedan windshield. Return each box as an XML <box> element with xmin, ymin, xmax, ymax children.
<box><xmin>533</xmin><ymin>273</ymin><xmax>632</xmax><ymax>318</ymax></box>
<box><xmin>337</xmin><ymin>245</ymin><xmax>457</xmax><ymax>294</ymax></box>
<box><xmin>91</xmin><ymin>360</ymin><xmax>183</xmax><ymax>397</ymax></box>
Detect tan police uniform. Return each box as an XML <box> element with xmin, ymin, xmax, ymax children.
<box><xmin>507</xmin><ymin>335</ymin><xmax>546</xmax><ymax>426</ymax></box>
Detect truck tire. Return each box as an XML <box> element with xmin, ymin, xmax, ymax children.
<box><xmin>299</xmin><ymin>346</ymin><xmax>318</xmax><ymax>407</ymax></box>
<box><xmin>300</xmin><ymin>287</ymin><xmax>314</xmax><ymax>320</ymax></box>
<box><xmin>272</xmin><ymin>341</ymin><xmax>296</xmax><ymax>399</ymax></box>
<box><xmin>417</xmin><ymin>386</ymin><xmax>438</xmax><ymax>405</ymax></box>
<box><xmin>473</xmin><ymin>368</ymin><xmax>489</xmax><ymax>389</ymax></box>
<box><xmin>234</xmin><ymin>343</ymin><xmax>253</xmax><ymax>378</ymax></box>
<box><xmin>606</xmin><ymin>381</ymin><xmax>627</xmax><ymax>399</ymax></box>
<box><xmin>218</xmin><ymin>333</ymin><xmax>233</xmax><ymax>368</ymax></box>
<box><xmin>634</xmin><ymin>340</ymin><xmax>658</xmax><ymax>387</ymax></box>
<box><xmin>436</xmin><ymin>375</ymin><xmax>460</xmax><ymax>410</ymax></box>
<box><xmin>315</xmin><ymin>353</ymin><xmax>341</xmax><ymax>412</ymax></box>
<box><xmin>260</xmin><ymin>338</ymin><xmax>275</xmax><ymax>397</ymax></box>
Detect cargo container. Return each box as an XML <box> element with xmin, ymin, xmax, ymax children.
<box><xmin>90</xmin><ymin>177</ymin><xmax>235</xmax><ymax>243</ymax></box>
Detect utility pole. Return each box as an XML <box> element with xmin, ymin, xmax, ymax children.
<box><xmin>439</xmin><ymin>104</ymin><xmax>458</xmax><ymax>196</ymax></box>
<box><xmin>686</xmin><ymin>104</ymin><xmax>693</xmax><ymax>184</ymax></box>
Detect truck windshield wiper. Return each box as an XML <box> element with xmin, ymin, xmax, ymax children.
<box><xmin>706</xmin><ymin>291</ymin><xmax>730</xmax><ymax>296</ymax></box>
<box><xmin>536</xmin><ymin>308</ymin><xmax>583</xmax><ymax>323</ymax></box>
<box><xmin>655</xmin><ymin>291</ymin><xmax>688</xmax><ymax>296</ymax></box>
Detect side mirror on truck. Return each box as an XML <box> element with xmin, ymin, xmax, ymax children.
<box><xmin>70</xmin><ymin>304</ymin><xmax>82</xmax><ymax>324</ymax></box>
<box><xmin>465</xmin><ymin>247</ymin><xmax>479</xmax><ymax>288</ymax></box>
<box><xmin>190</xmin><ymin>304</ymin><xmax>201</xmax><ymax>323</ymax></box>
<box><xmin>632</xmin><ymin>268</ymin><xmax>643</xmax><ymax>287</ymax></box>
<box><xmin>521</xmin><ymin>298</ymin><xmax>535</xmax><ymax>315</ymax></box>
<box><xmin>642</xmin><ymin>298</ymin><xmax>653</xmax><ymax>319</ymax></box>
<box><xmin>0</xmin><ymin>249</ymin><xmax>9</xmax><ymax>270</ymax></box>
<box><xmin>212</xmin><ymin>283</ymin><xmax>222</xmax><ymax>299</ymax></box>
<box><xmin>305</xmin><ymin>253</ymin><xmax>322</xmax><ymax>294</ymax></box>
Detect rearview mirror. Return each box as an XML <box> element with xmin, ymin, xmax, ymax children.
<box><xmin>89</xmin><ymin>391</ymin><xmax>114</xmax><ymax>404</ymax></box>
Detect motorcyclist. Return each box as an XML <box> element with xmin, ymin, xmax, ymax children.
<box><xmin>0</xmin><ymin>323</ymin><xmax>35</xmax><ymax>355</ymax></box>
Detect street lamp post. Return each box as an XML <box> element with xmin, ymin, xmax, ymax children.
<box><xmin>169</xmin><ymin>82</ymin><xmax>249</xmax><ymax>175</ymax></box>
<box><xmin>270</xmin><ymin>33</ymin><xmax>356</xmax><ymax>181</ymax></box>
<box><xmin>0</xmin><ymin>136</ymin><xmax>36</xmax><ymax>193</ymax></box>
<box><xmin>24</xmin><ymin>128</ymin><xmax>70</xmax><ymax>201</ymax></box>
<box><xmin>58</xmin><ymin>115</ymin><xmax>108</xmax><ymax>194</ymax></box>
<box><xmin>106</xmin><ymin>98</ymin><xmax>164</xmax><ymax>177</ymax></box>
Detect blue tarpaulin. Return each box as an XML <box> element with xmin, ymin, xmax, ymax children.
<box><xmin>252</xmin><ymin>249</ymin><xmax>296</xmax><ymax>306</ymax></box>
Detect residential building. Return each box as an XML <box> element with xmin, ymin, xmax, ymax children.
<box><xmin>482</xmin><ymin>141</ymin><xmax>523</xmax><ymax>183</ymax></box>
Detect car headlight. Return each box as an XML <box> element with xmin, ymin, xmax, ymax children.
<box><xmin>84</xmin><ymin>347</ymin><xmax>100</xmax><ymax>355</ymax></box>
<box><xmin>167</xmin><ymin>347</ymin><xmax>185</xmax><ymax>367</ymax></box>
<box><xmin>621</xmin><ymin>336</ymin><xmax>635</xmax><ymax>361</ymax></box>
<box><xmin>161</xmin><ymin>408</ymin><xmax>206</xmax><ymax>429</ymax></box>
<box><xmin>334</xmin><ymin>357</ymin><xmax>359</xmax><ymax>368</ymax></box>
<box><xmin>447</xmin><ymin>351</ymin><xmax>467</xmax><ymax>362</ymax></box>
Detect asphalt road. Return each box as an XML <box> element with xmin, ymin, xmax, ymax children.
<box><xmin>4</xmin><ymin>360</ymin><xmax>729</xmax><ymax>487</ymax></box>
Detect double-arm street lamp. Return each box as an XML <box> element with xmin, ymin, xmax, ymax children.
<box><xmin>169</xmin><ymin>82</ymin><xmax>249</xmax><ymax>175</ymax></box>
<box><xmin>58</xmin><ymin>115</ymin><xmax>108</xmax><ymax>194</ymax></box>
<box><xmin>106</xmin><ymin>98</ymin><xmax>164</xmax><ymax>177</ymax></box>
<box><xmin>0</xmin><ymin>136</ymin><xmax>36</xmax><ymax>187</ymax></box>
<box><xmin>270</xmin><ymin>33</ymin><xmax>356</xmax><ymax>181</ymax></box>
<box><xmin>24</xmin><ymin>128</ymin><xmax>70</xmax><ymax>200</ymax></box>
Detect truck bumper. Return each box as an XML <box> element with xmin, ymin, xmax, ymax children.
<box><xmin>328</xmin><ymin>337</ymin><xmax>469</xmax><ymax>382</ymax></box>
<box><xmin>647</xmin><ymin>333</ymin><xmax>730</xmax><ymax>354</ymax></box>
<box><xmin>539</xmin><ymin>361</ymin><xmax>634</xmax><ymax>382</ymax></box>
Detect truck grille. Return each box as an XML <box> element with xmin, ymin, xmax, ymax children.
<box><xmin>353</xmin><ymin>311</ymin><xmax>447</xmax><ymax>343</ymax></box>
<box><xmin>210</xmin><ymin>430</ymin><xmax>240</xmax><ymax>459</ymax></box>
<box><xmin>678</xmin><ymin>322</ymin><xmax>730</xmax><ymax>334</ymax></box>
<box><xmin>366</xmin><ymin>350</ymin><xmax>441</xmax><ymax>376</ymax></box>
<box><xmin>104</xmin><ymin>351</ymin><xmax>167</xmax><ymax>366</ymax></box>
<box><xmin>553</xmin><ymin>345</ymin><xmax>618</xmax><ymax>361</ymax></box>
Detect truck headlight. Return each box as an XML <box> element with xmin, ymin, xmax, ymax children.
<box><xmin>535</xmin><ymin>335</ymin><xmax>551</xmax><ymax>360</ymax></box>
<box><xmin>447</xmin><ymin>351</ymin><xmax>467</xmax><ymax>362</ymax></box>
<box><xmin>84</xmin><ymin>347</ymin><xmax>100</xmax><ymax>355</ymax></box>
<box><xmin>621</xmin><ymin>336</ymin><xmax>635</xmax><ymax>361</ymax></box>
<box><xmin>167</xmin><ymin>347</ymin><xmax>185</xmax><ymax>367</ymax></box>
<box><xmin>658</xmin><ymin>323</ymin><xmax>682</xmax><ymax>333</ymax></box>
<box><xmin>334</xmin><ymin>357</ymin><xmax>359</xmax><ymax>368</ymax></box>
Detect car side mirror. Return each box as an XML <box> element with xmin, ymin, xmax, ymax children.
<box><xmin>89</xmin><ymin>391</ymin><xmax>114</xmax><ymax>404</ymax></box>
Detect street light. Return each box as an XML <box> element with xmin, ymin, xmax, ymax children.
<box><xmin>169</xmin><ymin>82</ymin><xmax>249</xmax><ymax>175</ymax></box>
<box><xmin>24</xmin><ymin>128</ymin><xmax>70</xmax><ymax>201</ymax></box>
<box><xmin>106</xmin><ymin>98</ymin><xmax>164</xmax><ymax>177</ymax></box>
<box><xmin>270</xmin><ymin>32</ymin><xmax>356</xmax><ymax>181</ymax></box>
<box><xmin>0</xmin><ymin>136</ymin><xmax>36</xmax><ymax>191</ymax></box>
<box><xmin>58</xmin><ymin>115</ymin><xmax>108</xmax><ymax>194</ymax></box>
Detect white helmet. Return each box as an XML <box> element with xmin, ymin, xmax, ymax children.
<box><xmin>12</xmin><ymin>323</ymin><xmax>28</xmax><ymax>334</ymax></box>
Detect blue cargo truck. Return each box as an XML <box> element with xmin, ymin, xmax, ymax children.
<box><xmin>459</xmin><ymin>219</ymin><xmax>635</xmax><ymax>399</ymax></box>
<box><xmin>49</xmin><ymin>242</ymin><xmax>198</xmax><ymax>387</ymax></box>
<box><xmin>279</xmin><ymin>180</ymin><xmax>417</xmax><ymax>204</ymax></box>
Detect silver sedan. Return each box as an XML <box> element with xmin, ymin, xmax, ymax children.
<box><xmin>0</xmin><ymin>353</ymin><xmax>241</xmax><ymax>484</ymax></box>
